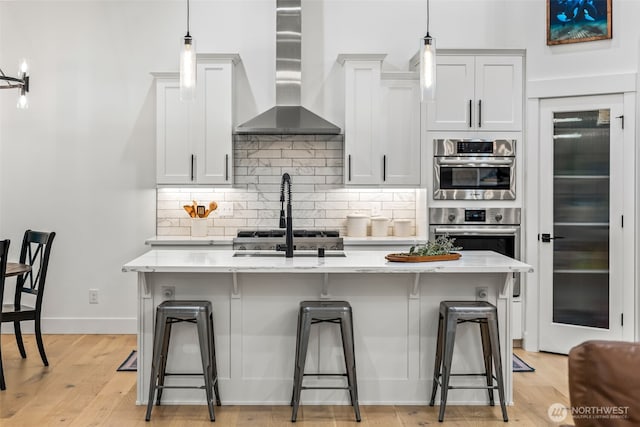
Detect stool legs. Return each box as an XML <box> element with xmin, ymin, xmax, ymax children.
<box><xmin>208</xmin><ymin>311</ymin><xmax>222</xmax><ymax>406</ymax></box>
<box><xmin>291</xmin><ymin>314</ymin><xmax>312</xmax><ymax>422</ymax></box>
<box><xmin>146</xmin><ymin>310</ymin><xmax>168</xmax><ymax>421</ymax></box>
<box><xmin>196</xmin><ymin>311</ymin><xmax>215</xmax><ymax>421</ymax></box>
<box><xmin>429</xmin><ymin>303</ymin><xmax>508</xmax><ymax>423</ymax></box>
<box><xmin>146</xmin><ymin>301</ymin><xmax>220</xmax><ymax>422</ymax></box>
<box><xmin>480</xmin><ymin>321</ymin><xmax>495</xmax><ymax>406</ymax></box>
<box><xmin>429</xmin><ymin>314</ymin><xmax>444</xmax><ymax>406</ymax></box>
<box><xmin>438</xmin><ymin>314</ymin><xmax>458</xmax><ymax>422</ymax></box>
<box><xmin>488</xmin><ymin>316</ymin><xmax>508</xmax><ymax>422</ymax></box>
<box><xmin>291</xmin><ymin>303</ymin><xmax>360</xmax><ymax>423</ymax></box>
<box><xmin>340</xmin><ymin>312</ymin><xmax>361</xmax><ymax>422</ymax></box>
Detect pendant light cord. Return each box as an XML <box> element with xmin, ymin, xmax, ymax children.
<box><xmin>426</xmin><ymin>0</ymin><xmax>431</xmax><ymax>35</ymax></box>
<box><xmin>186</xmin><ymin>0</ymin><xmax>191</xmax><ymax>37</ymax></box>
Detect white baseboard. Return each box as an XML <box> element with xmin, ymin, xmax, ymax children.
<box><xmin>0</xmin><ymin>317</ymin><xmax>137</xmax><ymax>334</ymax></box>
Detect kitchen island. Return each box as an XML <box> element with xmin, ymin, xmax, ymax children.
<box><xmin>122</xmin><ymin>249</ymin><xmax>532</xmax><ymax>406</ymax></box>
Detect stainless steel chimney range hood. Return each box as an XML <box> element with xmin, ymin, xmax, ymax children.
<box><xmin>235</xmin><ymin>0</ymin><xmax>341</xmax><ymax>135</ymax></box>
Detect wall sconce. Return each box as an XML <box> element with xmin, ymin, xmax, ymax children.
<box><xmin>1</xmin><ymin>59</ymin><xmax>30</xmax><ymax>109</ymax></box>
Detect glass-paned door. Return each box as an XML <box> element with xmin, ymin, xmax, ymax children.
<box><xmin>539</xmin><ymin>95</ymin><xmax>624</xmax><ymax>354</ymax></box>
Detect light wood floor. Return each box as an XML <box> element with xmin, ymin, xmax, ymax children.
<box><xmin>0</xmin><ymin>334</ymin><xmax>573</xmax><ymax>426</ymax></box>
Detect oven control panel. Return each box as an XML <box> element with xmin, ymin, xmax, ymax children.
<box><xmin>430</xmin><ymin>207</ymin><xmax>520</xmax><ymax>225</ymax></box>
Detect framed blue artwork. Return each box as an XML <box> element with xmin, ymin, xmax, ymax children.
<box><xmin>547</xmin><ymin>0</ymin><xmax>612</xmax><ymax>45</ymax></box>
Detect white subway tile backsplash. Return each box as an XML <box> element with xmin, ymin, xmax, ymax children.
<box><xmin>281</xmin><ymin>149</ymin><xmax>315</xmax><ymax>158</ymax></box>
<box><xmin>315</xmin><ymin>201</ymin><xmax>349</xmax><ymax>210</ymax></box>
<box><xmin>156</xmin><ymin>135</ymin><xmax>418</xmax><ymax>237</ymax></box>
<box><xmin>359</xmin><ymin>192</ymin><xmax>394</xmax><ymax>202</ymax></box>
<box><xmin>292</xmin><ymin>159</ymin><xmax>326</xmax><ymax>167</ymax></box>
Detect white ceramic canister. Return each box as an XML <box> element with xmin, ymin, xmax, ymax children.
<box><xmin>191</xmin><ymin>218</ymin><xmax>208</xmax><ymax>237</ymax></box>
<box><xmin>393</xmin><ymin>219</ymin><xmax>412</xmax><ymax>237</ymax></box>
<box><xmin>370</xmin><ymin>216</ymin><xmax>390</xmax><ymax>237</ymax></box>
<box><xmin>346</xmin><ymin>213</ymin><xmax>369</xmax><ymax>237</ymax></box>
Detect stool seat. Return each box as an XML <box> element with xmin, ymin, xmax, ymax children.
<box><xmin>157</xmin><ymin>300</ymin><xmax>213</xmax><ymax>316</ymax></box>
<box><xmin>145</xmin><ymin>300</ymin><xmax>221</xmax><ymax>422</ymax></box>
<box><xmin>430</xmin><ymin>300</ymin><xmax>507</xmax><ymax>422</ymax></box>
<box><xmin>291</xmin><ymin>300</ymin><xmax>360</xmax><ymax>422</ymax></box>
<box><xmin>440</xmin><ymin>300</ymin><xmax>499</xmax><ymax>318</ymax></box>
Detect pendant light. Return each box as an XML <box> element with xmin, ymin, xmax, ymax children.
<box><xmin>0</xmin><ymin>59</ymin><xmax>30</xmax><ymax>109</ymax></box>
<box><xmin>420</xmin><ymin>0</ymin><xmax>436</xmax><ymax>102</ymax></box>
<box><xmin>180</xmin><ymin>0</ymin><xmax>196</xmax><ymax>101</ymax></box>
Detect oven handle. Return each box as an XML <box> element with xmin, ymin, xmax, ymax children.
<box><xmin>436</xmin><ymin>159</ymin><xmax>514</xmax><ymax>166</ymax></box>
<box><xmin>434</xmin><ymin>227</ymin><xmax>519</xmax><ymax>235</ymax></box>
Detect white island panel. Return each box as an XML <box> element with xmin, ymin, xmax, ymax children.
<box><xmin>124</xmin><ymin>250</ymin><xmax>532</xmax><ymax>406</ymax></box>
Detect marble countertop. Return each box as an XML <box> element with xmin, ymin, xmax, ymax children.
<box><xmin>123</xmin><ymin>249</ymin><xmax>533</xmax><ymax>274</ymax></box>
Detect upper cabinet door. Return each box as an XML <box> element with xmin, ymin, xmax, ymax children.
<box><xmin>379</xmin><ymin>78</ymin><xmax>421</xmax><ymax>186</ymax></box>
<box><xmin>156</xmin><ymin>79</ymin><xmax>194</xmax><ymax>184</ymax></box>
<box><xmin>194</xmin><ymin>61</ymin><xmax>233</xmax><ymax>185</ymax></box>
<box><xmin>427</xmin><ymin>54</ymin><xmax>523</xmax><ymax>132</ymax></box>
<box><xmin>343</xmin><ymin>60</ymin><xmax>382</xmax><ymax>185</ymax></box>
<box><xmin>427</xmin><ymin>55</ymin><xmax>475</xmax><ymax>131</ymax></box>
<box><xmin>475</xmin><ymin>56</ymin><xmax>523</xmax><ymax>131</ymax></box>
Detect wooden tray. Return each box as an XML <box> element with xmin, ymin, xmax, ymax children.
<box><xmin>385</xmin><ymin>252</ymin><xmax>461</xmax><ymax>263</ymax></box>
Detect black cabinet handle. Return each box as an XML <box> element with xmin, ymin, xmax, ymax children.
<box><xmin>348</xmin><ymin>154</ymin><xmax>352</xmax><ymax>181</ymax></box>
<box><xmin>225</xmin><ymin>154</ymin><xmax>229</xmax><ymax>181</ymax></box>
<box><xmin>478</xmin><ymin>99</ymin><xmax>482</xmax><ymax>128</ymax></box>
<box><xmin>468</xmin><ymin>100</ymin><xmax>472</xmax><ymax>128</ymax></box>
<box><xmin>191</xmin><ymin>154</ymin><xmax>195</xmax><ymax>181</ymax></box>
<box><xmin>383</xmin><ymin>155</ymin><xmax>387</xmax><ymax>182</ymax></box>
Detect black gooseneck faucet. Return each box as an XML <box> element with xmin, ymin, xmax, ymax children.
<box><xmin>279</xmin><ymin>172</ymin><xmax>294</xmax><ymax>258</ymax></box>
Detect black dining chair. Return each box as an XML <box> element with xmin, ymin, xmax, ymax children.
<box><xmin>0</xmin><ymin>230</ymin><xmax>56</xmax><ymax>379</ymax></box>
<box><xmin>0</xmin><ymin>239</ymin><xmax>11</xmax><ymax>390</ymax></box>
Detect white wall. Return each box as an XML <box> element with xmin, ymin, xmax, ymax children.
<box><xmin>1</xmin><ymin>0</ymin><xmax>639</xmax><ymax>333</ymax></box>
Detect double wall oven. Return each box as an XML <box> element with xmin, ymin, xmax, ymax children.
<box><xmin>429</xmin><ymin>207</ymin><xmax>521</xmax><ymax>297</ymax></box>
<box><xmin>433</xmin><ymin>139</ymin><xmax>516</xmax><ymax>200</ymax></box>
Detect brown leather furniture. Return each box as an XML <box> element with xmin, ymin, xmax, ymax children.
<box><xmin>568</xmin><ymin>340</ymin><xmax>640</xmax><ymax>427</ymax></box>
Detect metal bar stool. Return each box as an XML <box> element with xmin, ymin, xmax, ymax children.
<box><xmin>291</xmin><ymin>300</ymin><xmax>361</xmax><ymax>422</ymax></box>
<box><xmin>429</xmin><ymin>300</ymin><xmax>508</xmax><ymax>422</ymax></box>
<box><xmin>145</xmin><ymin>300</ymin><xmax>221</xmax><ymax>422</ymax></box>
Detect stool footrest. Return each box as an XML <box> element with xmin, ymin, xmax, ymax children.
<box><xmin>301</xmin><ymin>386</ymin><xmax>351</xmax><ymax>390</ymax></box>
<box><xmin>157</xmin><ymin>385</ymin><xmax>206</xmax><ymax>390</ymax></box>
<box><xmin>447</xmin><ymin>385</ymin><xmax>501</xmax><ymax>390</ymax></box>
<box><xmin>163</xmin><ymin>372</ymin><xmax>206</xmax><ymax>376</ymax></box>
<box><xmin>302</xmin><ymin>373</ymin><xmax>347</xmax><ymax>377</ymax></box>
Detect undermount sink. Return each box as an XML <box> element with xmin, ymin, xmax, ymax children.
<box><xmin>233</xmin><ymin>251</ymin><xmax>346</xmax><ymax>258</ymax></box>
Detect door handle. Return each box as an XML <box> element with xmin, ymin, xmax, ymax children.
<box><xmin>191</xmin><ymin>154</ymin><xmax>195</xmax><ymax>181</ymax></box>
<box><xmin>468</xmin><ymin>100</ymin><xmax>472</xmax><ymax>128</ymax></box>
<box><xmin>225</xmin><ymin>154</ymin><xmax>229</xmax><ymax>181</ymax></box>
<box><xmin>478</xmin><ymin>99</ymin><xmax>482</xmax><ymax>128</ymax></box>
<box><xmin>348</xmin><ymin>154</ymin><xmax>352</xmax><ymax>181</ymax></box>
<box><xmin>539</xmin><ymin>233</ymin><xmax>565</xmax><ymax>243</ymax></box>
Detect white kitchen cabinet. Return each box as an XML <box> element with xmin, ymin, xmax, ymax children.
<box><xmin>155</xmin><ymin>54</ymin><xmax>239</xmax><ymax>185</ymax></box>
<box><xmin>379</xmin><ymin>75</ymin><xmax>421</xmax><ymax>185</ymax></box>
<box><xmin>339</xmin><ymin>55</ymin><xmax>421</xmax><ymax>187</ymax></box>
<box><xmin>427</xmin><ymin>54</ymin><xmax>523</xmax><ymax>131</ymax></box>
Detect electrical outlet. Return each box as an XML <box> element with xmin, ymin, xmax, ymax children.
<box><xmin>476</xmin><ymin>287</ymin><xmax>488</xmax><ymax>301</ymax></box>
<box><xmin>217</xmin><ymin>202</ymin><xmax>234</xmax><ymax>217</ymax></box>
<box><xmin>89</xmin><ymin>289</ymin><xmax>99</xmax><ymax>304</ymax></box>
<box><xmin>161</xmin><ymin>285</ymin><xmax>175</xmax><ymax>300</ymax></box>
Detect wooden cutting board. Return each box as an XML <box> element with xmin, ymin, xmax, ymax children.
<box><xmin>385</xmin><ymin>252</ymin><xmax>461</xmax><ymax>263</ymax></box>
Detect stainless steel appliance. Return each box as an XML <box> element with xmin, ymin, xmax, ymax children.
<box><xmin>433</xmin><ymin>139</ymin><xmax>516</xmax><ymax>200</ymax></box>
<box><xmin>233</xmin><ymin>230</ymin><xmax>343</xmax><ymax>251</ymax></box>
<box><xmin>429</xmin><ymin>207</ymin><xmax>521</xmax><ymax>296</ymax></box>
